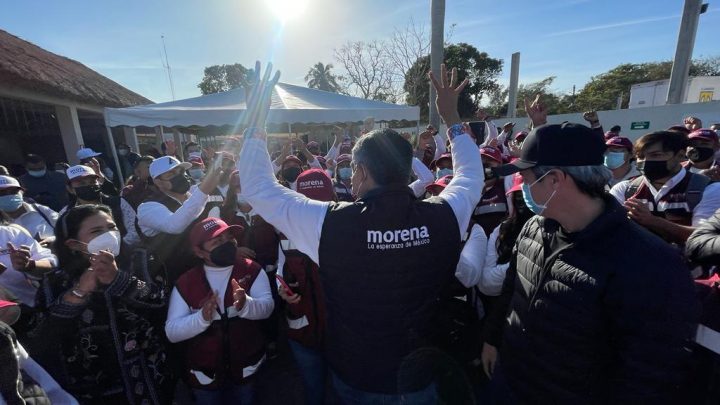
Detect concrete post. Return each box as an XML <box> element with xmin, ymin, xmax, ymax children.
<box><xmin>429</xmin><ymin>0</ymin><xmax>445</xmax><ymax>128</ymax></box>
<box><xmin>507</xmin><ymin>52</ymin><xmax>521</xmax><ymax>118</ymax></box>
<box><xmin>122</xmin><ymin>127</ymin><xmax>140</xmax><ymax>152</ymax></box>
<box><xmin>667</xmin><ymin>0</ymin><xmax>702</xmax><ymax>104</ymax></box>
<box><xmin>105</xmin><ymin>127</ymin><xmax>124</xmax><ymax>185</ymax></box>
<box><xmin>55</xmin><ymin>104</ymin><xmax>84</xmax><ymax>164</ymax></box>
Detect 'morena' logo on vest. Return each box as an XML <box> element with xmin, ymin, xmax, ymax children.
<box><xmin>367</xmin><ymin>226</ymin><xmax>430</xmax><ymax>250</ymax></box>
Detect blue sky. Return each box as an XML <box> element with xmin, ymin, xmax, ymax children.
<box><xmin>2</xmin><ymin>0</ymin><xmax>718</xmax><ymax>103</ymax></box>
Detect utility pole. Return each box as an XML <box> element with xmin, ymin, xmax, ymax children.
<box><xmin>429</xmin><ymin>0</ymin><xmax>445</xmax><ymax>128</ymax></box>
<box><xmin>161</xmin><ymin>35</ymin><xmax>176</xmax><ymax>101</ymax></box>
<box><xmin>507</xmin><ymin>52</ymin><xmax>521</xmax><ymax>118</ymax></box>
<box><xmin>666</xmin><ymin>0</ymin><xmax>706</xmax><ymax>104</ymax></box>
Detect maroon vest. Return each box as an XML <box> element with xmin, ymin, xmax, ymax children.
<box><xmin>472</xmin><ymin>180</ymin><xmax>508</xmax><ymax>235</ymax></box>
<box><xmin>175</xmin><ymin>261</ymin><xmax>265</xmax><ymax>388</ymax></box>
<box><xmin>232</xmin><ymin>214</ymin><xmax>280</xmax><ymax>268</ymax></box>
<box><xmin>630</xmin><ymin>172</ymin><xmax>696</xmax><ymax>226</ymax></box>
<box><xmin>279</xmin><ymin>235</ymin><xmax>327</xmax><ymax>350</ymax></box>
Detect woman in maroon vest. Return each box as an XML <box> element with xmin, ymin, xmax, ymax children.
<box><xmin>277</xmin><ymin>169</ymin><xmax>335</xmax><ymax>405</ymax></box>
<box><xmin>165</xmin><ymin>217</ymin><xmax>274</xmax><ymax>404</ymax></box>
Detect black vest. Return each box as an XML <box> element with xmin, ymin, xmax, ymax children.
<box><xmin>318</xmin><ymin>184</ymin><xmax>461</xmax><ymax>394</ymax></box>
<box><xmin>142</xmin><ymin>192</ymin><xmax>201</xmax><ymax>287</ymax></box>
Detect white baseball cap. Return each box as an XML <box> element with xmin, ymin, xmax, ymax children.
<box><xmin>76</xmin><ymin>148</ymin><xmax>102</xmax><ymax>161</ymax></box>
<box><xmin>149</xmin><ymin>156</ymin><xmax>192</xmax><ymax>179</ymax></box>
<box><xmin>66</xmin><ymin>165</ymin><xmax>98</xmax><ymax>181</ymax></box>
<box><xmin>0</xmin><ymin>175</ymin><xmax>21</xmax><ymax>190</ymax></box>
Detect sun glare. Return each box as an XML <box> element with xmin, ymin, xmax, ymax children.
<box><xmin>266</xmin><ymin>0</ymin><xmax>309</xmax><ymax>23</ymax></box>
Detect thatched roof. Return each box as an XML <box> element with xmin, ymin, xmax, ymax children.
<box><xmin>0</xmin><ymin>29</ymin><xmax>152</xmax><ymax>107</ymax></box>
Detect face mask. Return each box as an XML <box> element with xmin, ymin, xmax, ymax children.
<box><xmin>436</xmin><ymin>168</ymin><xmax>453</xmax><ymax>179</ymax></box>
<box><xmin>118</xmin><ymin>149</ymin><xmax>129</xmax><ymax>156</ymax></box>
<box><xmin>0</xmin><ymin>194</ymin><xmax>23</xmax><ymax>212</ymax></box>
<box><xmin>282</xmin><ymin>167</ymin><xmax>302</xmax><ymax>183</ymax></box>
<box><xmin>74</xmin><ymin>184</ymin><xmax>102</xmax><ymax>201</ymax></box>
<box><xmin>687</xmin><ymin>147</ymin><xmax>715</xmax><ymax>163</ymax></box>
<box><xmin>170</xmin><ymin>173</ymin><xmax>192</xmax><ymax>193</ymax></box>
<box><xmin>86</xmin><ymin>230</ymin><xmax>122</xmax><ymax>256</ymax></box>
<box><xmin>208</xmin><ymin>240</ymin><xmax>237</xmax><ymax>267</ymax></box>
<box><xmin>27</xmin><ymin>169</ymin><xmax>46</xmax><ymax>178</ymax></box>
<box><xmin>338</xmin><ymin>167</ymin><xmax>352</xmax><ymax>180</ymax></box>
<box><xmin>604</xmin><ymin>152</ymin><xmax>626</xmax><ymax>170</ymax></box>
<box><xmin>189</xmin><ymin>169</ymin><xmax>204</xmax><ymax>180</ymax></box>
<box><xmin>637</xmin><ymin>160</ymin><xmax>671</xmax><ymax>182</ymax></box>
<box><xmin>521</xmin><ymin>172</ymin><xmax>557</xmax><ymax>215</ymax></box>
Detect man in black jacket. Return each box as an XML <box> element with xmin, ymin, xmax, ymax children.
<box><xmin>485</xmin><ymin>122</ymin><xmax>700</xmax><ymax>403</ymax></box>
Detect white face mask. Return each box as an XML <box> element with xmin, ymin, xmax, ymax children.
<box><xmin>86</xmin><ymin>230</ymin><xmax>122</xmax><ymax>256</ymax></box>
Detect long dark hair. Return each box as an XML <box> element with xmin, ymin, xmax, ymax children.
<box><xmin>55</xmin><ymin>204</ymin><xmax>113</xmax><ymax>279</ymax></box>
<box><xmin>496</xmin><ymin>191</ymin><xmax>534</xmax><ymax>264</ymax></box>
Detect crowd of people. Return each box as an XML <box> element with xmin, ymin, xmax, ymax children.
<box><xmin>0</xmin><ymin>62</ymin><xmax>719</xmax><ymax>404</ymax></box>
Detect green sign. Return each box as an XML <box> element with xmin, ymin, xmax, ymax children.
<box><xmin>631</xmin><ymin>121</ymin><xmax>650</xmax><ymax>130</ymax></box>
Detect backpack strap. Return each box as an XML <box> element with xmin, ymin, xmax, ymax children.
<box><xmin>686</xmin><ymin>173</ymin><xmax>711</xmax><ymax>212</ymax></box>
<box><xmin>31</xmin><ymin>203</ymin><xmax>54</xmax><ymax>229</ymax></box>
<box><xmin>624</xmin><ymin>176</ymin><xmax>645</xmax><ymax>201</ymax></box>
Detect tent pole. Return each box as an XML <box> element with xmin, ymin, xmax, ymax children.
<box><xmin>106</xmin><ymin>126</ymin><xmax>125</xmax><ymax>186</ymax></box>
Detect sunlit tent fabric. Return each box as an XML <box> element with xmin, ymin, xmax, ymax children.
<box><xmin>104</xmin><ymin>83</ymin><xmax>419</xmax><ymax>128</ymax></box>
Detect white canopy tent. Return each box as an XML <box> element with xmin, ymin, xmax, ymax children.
<box><xmin>103</xmin><ymin>82</ymin><xmax>420</xmax><ymax>128</ymax></box>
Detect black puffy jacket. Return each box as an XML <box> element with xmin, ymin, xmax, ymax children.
<box><xmin>686</xmin><ymin>207</ymin><xmax>720</xmax><ymax>266</ymax></box>
<box><xmin>495</xmin><ymin>196</ymin><xmax>700</xmax><ymax>404</ymax></box>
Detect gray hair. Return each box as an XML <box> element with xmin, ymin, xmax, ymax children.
<box><xmin>531</xmin><ymin>165</ymin><xmax>611</xmax><ymax>198</ymax></box>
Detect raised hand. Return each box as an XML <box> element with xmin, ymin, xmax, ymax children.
<box><xmin>201</xmin><ymin>290</ymin><xmax>219</xmax><ymax>322</ymax></box>
<box><xmin>684</xmin><ymin>116</ymin><xmax>702</xmax><ymax>131</ymax></box>
<box><xmin>278</xmin><ymin>285</ymin><xmax>301</xmax><ymax>304</ymax></box>
<box><xmin>8</xmin><ymin>242</ymin><xmax>33</xmax><ymax>271</ymax></box>
<box><xmin>417</xmin><ymin>130</ymin><xmax>434</xmax><ymax>149</ymax></box>
<box><xmin>524</xmin><ymin>95</ymin><xmax>547</xmax><ymax>128</ymax></box>
<box><xmin>242</xmin><ymin>61</ymin><xmax>281</xmax><ymax>131</ymax></box>
<box><xmin>475</xmin><ymin>109</ymin><xmax>489</xmax><ymax>122</ymax></box>
<box><xmin>428</xmin><ymin>64</ymin><xmax>469</xmax><ymax>127</ymax></box>
<box><xmin>583</xmin><ymin>111</ymin><xmax>599</xmax><ymax>126</ymax></box>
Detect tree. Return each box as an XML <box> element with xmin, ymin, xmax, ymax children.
<box><xmin>405</xmin><ymin>43</ymin><xmax>502</xmax><ymax>121</ymax></box>
<box><xmin>487</xmin><ymin>76</ymin><xmax>574</xmax><ymax>118</ymax></box>
<box><xmin>198</xmin><ymin>63</ymin><xmax>251</xmax><ymax>95</ymax></box>
<box><xmin>386</xmin><ymin>17</ymin><xmax>431</xmax><ymax>104</ymax></box>
<box><xmin>334</xmin><ymin>41</ymin><xmax>395</xmax><ymax>101</ymax></box>
<box><xmin>305</xmin><ymin>62</ymin><xmax>344</xmax><ymax>93</ymax></box>
<box><xmin>574</xmin><ymin>56</ymin><xmax>720</xmax><ymax>111</ymax></box>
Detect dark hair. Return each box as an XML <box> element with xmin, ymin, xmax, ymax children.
<box><xmin>133</xmin><ymin>155</ymin><xmax>154</xmax><ymax>168</ymax></box>
<box><xmin>532</xmin><ymin>165</ymin><xmax>611</xmax><ymax>199</ymax></box>
<box><xmin>25</xmin><ymin>154</ymin><xmax>45</xmax><ymax>165</ymax></box>
<box><xmin>667</xmin><ymin>125</ymin><xmax>691</xmax><ymax>135</ymax></box>
<box><xmin>496</xmin><ymin>192</ymin><xmax>534</xmax><ymax>264</ymax></box>
<box><xmin>635</xmin><ymin>130</ymin><xmax>689</xmax><ymax>158</ymax></box>
<box><xmin>352</xmin><ymin>129</ymin><xmax>413</xmax><ymax>186</ymax></box>
<box><xmin>55</xmin><ymin>204</ymin><xmax>113</xmax><ymax>279</ymax></box>
<box><xmin>610</xmin><ymin>125</ymin><xmax>621</xmax><ymax>133</ymax></box>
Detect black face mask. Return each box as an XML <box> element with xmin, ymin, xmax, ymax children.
<box><xmin>208</xmin><ymin>240</ymin><xmax>237</xmax><ymax>267</ymax></box>
<box><xmin>282</xmin><ymin>167</ymin><xmax>302</xmax><ymax>183</ymax></box>
<box><xmin>637</xmin><ymin>160</ymin><xmax>672</xmax><ymax>182</ymax></box>
<box><xmin>74</xmin><ymin>185</ymin><xmax>101</xmax><ymax>201</ymax></box>
<box><xmin>170</xmin><ymin>173</ymin><xmax>192</xmax><ymax>194</ymax></box>
<box><xmin>687</xmin><ymin>147</ymin><xmax>715</xmax><ymax>163</ymax></box>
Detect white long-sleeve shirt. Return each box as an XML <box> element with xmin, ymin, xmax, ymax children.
<box><xmin>137</xmin><ymin>186</ymin><xmax>208</xmax><ymax>237</ymax></box>
<box><xmin>165</xmin><ymin>264</ymin><xmax>274</xmax><ymax>343</ymax></box>
<box><xmin>10</xmin><ymin>202</ymin><xmax>58</xmax><ymax>241</ymax></box>
<box><xmin>0</xmin><ymin>225</ymin><xmax>57</xmax><ymax>307</ymax></box>
<box><xmin>15</xmin><ymin>343</ymin><xmax>78</xmax><ymax>405</ymax></box>
<box><xmin>609</xmin><ymin>168</ymin><xmax>720</xmax><ymax>226</ymax></box>
<box><xmin>479</xmin><ymin>121</ymin><xmax>500</xmax><ymax>147</ymax></box>
<box><xmin>477</xmin><ymin>224</ymin><xmax>510</xmax><ymax>296</ymax></box>
<box><xmin>409</xmin><ymin>157</ymin><xmax>435</xmax><ymax>198</ymax></box>
<box><xmin>433</xmin><ymin>134</ymin><xmax>447</xmax><ymax>161</ymax></box>
<box><xmin>237</xmin><ymin>128</ymin><xmax>484</xmax><ymax>266</ymax></box>
<box><xmin>455</xmin><ymin>224</ymin><xmax>487</xmax><ymax>288</ymax></box>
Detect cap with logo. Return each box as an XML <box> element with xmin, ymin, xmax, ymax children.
<box><xmin>605</xmin><ymin>136</ymin><xmax>633</xmax><ymax>152</ymax></box>
<box><xmin>335</xmin><ymin>154</ymin><xmax>352</xmax><ymax>165</ymax></box>
<box><xmin>480</xmin><ymin>146</ymin><xmax>503</xmax><ymax>164</ymax></box>
<box><xmin>66</xmin><ymin>165</ymin><xmax>99</xmax><ymax>181</ymax></box>
<box><xmin>689</xmin><ymin>128</ymin><xmax>719</xmax><ymax>143</ymax></box>
<box><xmin>296</xmin><ymin>169</ymin><xmax>334</xmax><ymax>202</ymax></box>
<box><xmin>494</xmin><ymin>123</ymin><xmax>607</xmax><ymax>177</ymax></box>
<box><xmin>425</xmin><ymin>174</ymin><xmax>453</xmax><ymax>195</ymax></box>
<box><xmin>76</xmin><ymin>148</ymin><xmax>102</xmax><ymax>161</ymax></box>
<box><xmin>189</xmin><ymin>217</ymin><xmax>243</xmax><ymax>248</ymax></box>
<box><xmin>604</xmin><ymin>131</ymin><xmax>619</xmax><ymax>141</ymax></box>
<box><xmin>0</xmin><ymin>175</ymin><xmax>21</xmax><ymax>190</ymax></box>
<box><xmin>149</xmin><ymin>156</ymin><xmax>192</xmax><ymax>179</ymax></box>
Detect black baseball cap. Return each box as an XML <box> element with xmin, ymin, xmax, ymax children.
<box><xmin>493</xmin><ymin>123</ymin><xmax>606</xmax><ymax>176</ymax></box>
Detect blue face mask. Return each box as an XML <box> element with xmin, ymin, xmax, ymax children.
<box><xmin>604</xmin><ymin>152</ymin><xmax>626</xmax><ymax>170</ymax></box>
<box><xmin>436</xmin><ymin>168</ymin><xmax>453</xmax><ymax>179</ymax></box>
<box><xmin>27</xmin><ymin>169</ymin><xmax>46</xmax><ymax>178</ymax></box>
<box><xmin>338</xmin><ymin>167</ymin><xmax>352</xmax><ymax>180</ymax></box>
<box><xmin>0</xmin><ymin>194</ymin><xmax>23</xmax><ymax>212</ymax></box>
<box><xmin>521</xmin><ymin>172</ymin><xmax>556</xmax><ymax>215</ymax></box>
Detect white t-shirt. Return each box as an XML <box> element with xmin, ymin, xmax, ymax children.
<box><xmin>0</xmin><ymin>225</ymin><xmax>58</xmax><ymax>306</ymax></box>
